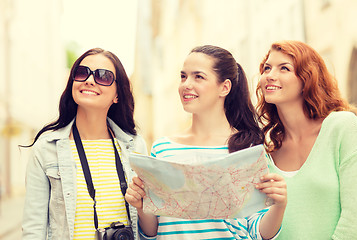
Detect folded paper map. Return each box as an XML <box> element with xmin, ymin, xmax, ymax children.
<box><xmin>129</xmin><ymin>144</ymin><xmax>272</xmax><ymax>219</ymax></box>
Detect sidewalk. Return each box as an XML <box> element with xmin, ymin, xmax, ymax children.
<box><xmin>0</xmin><ymin>194</ymin><xmax>25</xmax><ymax>240</ymax></box>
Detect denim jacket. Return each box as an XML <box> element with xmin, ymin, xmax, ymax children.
<box><xmin>22</xmin><ymin>118</ymin><xmax>147</xmax><ymax>240</ymax></box>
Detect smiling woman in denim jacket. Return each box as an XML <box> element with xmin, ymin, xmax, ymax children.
<box><xmin>22</xmin><ymin>48</ymin><xmax>147</xmax><ymax>239</ymax></box>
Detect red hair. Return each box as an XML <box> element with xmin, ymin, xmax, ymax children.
<box><xmin>256</xmin><ymin>40</ymin><xmax>351</xmax><ymax>152</ymax></box>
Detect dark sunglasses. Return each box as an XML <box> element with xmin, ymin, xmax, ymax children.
<box><xmin>73</xmin><ymin>65</ymin><xmax>115</xmax><ymax>86</ymax></box>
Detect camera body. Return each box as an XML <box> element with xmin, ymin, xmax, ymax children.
<box><xmin>96</xmin><ymin>221</ymin><xmax>134</xmax><ymax>240</ymax></box>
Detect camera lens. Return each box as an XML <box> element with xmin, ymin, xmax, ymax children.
<box><xmin>119</xmin><ymin>234</ymin><xmax>129</xmax><ymax>240</ymax></box>
<box><xmin>113</xmin><ymin>230</ymin><xmax>133</xmax><ymax>240</ymax></box>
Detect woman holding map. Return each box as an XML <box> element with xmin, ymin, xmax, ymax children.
<box><xmin>256</xmin><ymin>40</ymin><xmax>357</xmax><ymax>239</ymax></box>
<box><xmin>126</xmin><ymin>45</ymin><xmax>287</xmax><ymax>239</ymax></box>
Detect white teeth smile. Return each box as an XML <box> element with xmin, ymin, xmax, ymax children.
<box><xmin>183</xmin><ymin>95</ymin><xmax>198</xmax><ymax>99</ymax></box>
<box><xmin>82</xmin><ymin>90</ymin><xmax>98</xmax><ymax>95</ymax></box>
<box><xmin>266</xmin><ymin>86</ymin><xmax>281</xmax><ymax>90</ymax></box>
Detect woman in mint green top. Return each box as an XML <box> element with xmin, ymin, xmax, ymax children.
<box><xmin>256</xmin><ymin>40</ymin><xmax>357</xmax><ymax>239</ymax></box>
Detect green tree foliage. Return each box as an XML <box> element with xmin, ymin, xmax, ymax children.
<box><xmin>65</xmin><ymin>41</ymin><xmax>80</xmax><ymax>69</ymax></box>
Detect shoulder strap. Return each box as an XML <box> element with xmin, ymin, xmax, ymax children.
<box><xmin>72</xmin><ymin>121</ymin><xmax>99</xmax><ymax>229</ymax></box>
<box><xmin>72</xmin><ymin>120</ymin><xmax>132</xmax><ymax>228</ymax></box>
<box><xmin>108</xmin><ymin>126</ymin><xmax>132</xmax><ymax>224</ymax></box>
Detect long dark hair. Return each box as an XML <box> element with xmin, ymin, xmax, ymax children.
<box><xmin>26</xmin><ymin>48</ymin><xmax>136</xmax><ymax>147</ymax></box>
<box><xmin>191</xmin><ymin>45</ymin><xmax>263</xmax><ymax>152</ymax></box>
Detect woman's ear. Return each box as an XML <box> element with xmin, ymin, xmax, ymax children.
<box><xmin>113</xmin><ymin>95</ymin><xmax>118</xmax><ymax>104</ymax></box>
<box><xmin>220</xmin><ymin>79</ymin><xmax>232</xmax><ymax>97</ymax></box>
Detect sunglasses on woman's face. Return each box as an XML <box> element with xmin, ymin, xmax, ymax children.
<box><xmin>73</xmin><ymin>65</ymin><xmax>115</xmax><ymax>86</ymax></box>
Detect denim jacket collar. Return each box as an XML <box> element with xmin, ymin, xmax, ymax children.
<box><xmin>45</xmin><ymin>118</ymin><xmax>134</xmax><ymax>144</ymax></box>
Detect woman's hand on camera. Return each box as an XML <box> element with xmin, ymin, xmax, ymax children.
<box><xmin>125</xmin><ymin>176</ymin><xmax>146</xmax><ymax>209</ymax></box>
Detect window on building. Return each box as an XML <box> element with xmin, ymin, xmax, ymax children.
<box><xmin>320</xmin><ymin>0</ymin><xmax>331</xmax><ymax>10</ymax></box>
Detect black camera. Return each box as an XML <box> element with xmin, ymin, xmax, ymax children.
<box><xmin>96</xmin><ymin>221</ymin><xmax>134</xmax><ymax>240</ymax></box>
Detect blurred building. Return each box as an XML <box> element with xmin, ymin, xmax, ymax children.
<box><xmin>303</xmin><ymin>0</ymin><xmax>357</xmax><ymax>104</ymax></box>
<box><xmin>0</xmin><ymin>0</ymin><xmax>66</xmax><ymax>198</ymax></box>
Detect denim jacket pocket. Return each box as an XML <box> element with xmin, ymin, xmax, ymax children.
<box><xmin>46</xmin><ymin>167</ymin><xmax>65</xmax><ymax>202</ymax></box>
<box><xmin>46</xmin><ymin>167</ymin><xmax>69</xmax><ymax>239</ymax></box>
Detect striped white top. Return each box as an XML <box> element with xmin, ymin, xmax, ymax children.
<box><xmin>70</xmin><ymin>139</ymin><xmax>128</xmax><ymax>239</ymax></box>
<box><xmin>149</xmin><ymin>137</ymin><xmax>270</xmax><ymax>240</ymax></box>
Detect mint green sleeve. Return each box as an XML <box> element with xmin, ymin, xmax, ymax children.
<box><xmin>332</xmin><ymin>112</ymin><xmax>357</xmax><ymax>240</ymax></box>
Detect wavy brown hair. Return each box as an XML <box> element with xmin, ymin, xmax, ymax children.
<box><xmin>256</xmin><ymin>40</ymin><xmax>351</xmax><ymax>152</ymax></box>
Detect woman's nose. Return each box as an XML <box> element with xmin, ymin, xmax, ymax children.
<box><xmin>182</xmin><ymin>77</ymin><xmax>193</xmax><ymax>89</ymax></box>
<box><xmin>266</xmin><ymin>68</ymin><xmax>277</xmax><ymax>81</ymax></box>
<box><xmin>85</xmin><ymin>74</ymin><xmax>96</xmax><ymax>85</ymax></box>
